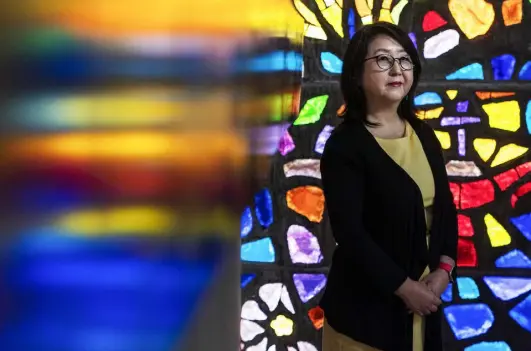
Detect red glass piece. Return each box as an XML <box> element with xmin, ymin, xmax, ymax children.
<box><xmin>458</xmin><ymin>214</ymin><xmax>474</xmax><ymax>237</ymax></box>
<box><xmin>460</xmin><ymin>179</ymin><xmax>494</xmax><ymax>209</ymax></box>
<box><xmin>511</xmin><ymin>194</ymin><xmax>518</xmax><ymax>208</ymax></box>
<box><xmin>449</xmin><ymin>182</ymin><xmax>461</xmax><ymax>209</ymax></box>
<box><xmin>457</xmin><ymin>238</ymin><xmax>477</xmax><ymax>267</ymax></box>
<box><xmin>308</xmin><ymin>306</ymin><xmax>324</xmax><ymax>330</ymax></box>
<box><xmin>422</xmin><ymin>10</ymin><xmax>448</xmax><ymax>31</ymax></box>
<box><xmin>516</xmin><ymin>162</ymin><xmax>531</xmax><ymax>177</ymax></box>
<box><xmin>494</xmin><ymin>168</ymin><xmax>519</xmax><ymax>191</ymax></box>
<box><xmin>516</xmin><ymin>182</ymin><xmax>531</xmax><ymax>197</ymax></box>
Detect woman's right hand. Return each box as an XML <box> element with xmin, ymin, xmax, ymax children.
<box><xmin>395</xmin><ymin>278</ymin><xmax>441</xmax><ymax>316</ymax></box>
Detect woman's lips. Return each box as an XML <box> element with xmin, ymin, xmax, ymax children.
<box><xmin>387</xmin><ymin>82</ymin><xmax>403</xmax><ymax>87</ymax></box>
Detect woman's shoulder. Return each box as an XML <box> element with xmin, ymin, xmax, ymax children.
<box><xmin>322</xmin><ymin>119</ymin><xmax>371</xmax><ymax>159</ymax></box>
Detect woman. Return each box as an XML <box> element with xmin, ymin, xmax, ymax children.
<box><xmin>320</xmin><ymin>22</ymin><xmax>458</xmax><ymax>351</ymax></box>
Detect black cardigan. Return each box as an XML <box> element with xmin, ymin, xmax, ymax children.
<box><xmin>319</xmin><ymin>117</ymin><xmax>458</xmax><ymax>351</ymax></box>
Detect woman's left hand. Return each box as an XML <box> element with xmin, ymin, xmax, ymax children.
<box><xmin>420</xmin><ymin>269</ymin><xmax>450</xmax><ymax>297</ymax></box>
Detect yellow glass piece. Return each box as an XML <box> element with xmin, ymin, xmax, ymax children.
<box><xmin>491</xmin><ymin>144</ymin><xmax>528</xmax><ymax>167</ymax></box>
<box><xmin>502</xmin><ymin>0</ymin><xmax>523</xmax><ymax>26</ymax></box>
<box><xmin>449</xmin><ymin>0</ymin><xmax>495</xmax><ymax>39</ymax></box>
<box><xmin>434</xmin><ymin>130</ymin><xmax>451</xmax><ymax>149</ymax></box>
<box><xmin>473</xmin><ymin>138</ymin><xmax>497</xmax><ymax>162</ymax></box>
<box><xmin>294</xmin><ymin>0</ymin><xmax>320</xmax><ymax>26</ymax></box>
<box><xmin>484</xmin><ymin>214</ymin><xmax>511</xmax><ymax>247</ymax></box>
<box><xmin>355</xmin><ymin>0</ymin><xmax>373</xmax><ymax>17</ymax></box>
<box><xmin>446</xmin><ymin>90</ymin><xmax>458</xmax><ymax>100</ymax></box>
<box><xmin>323</xmin><ymin>3</ymin><xmax>344</xmax><ymax>37</ymax></box>
<box><xmin>482</xmin><ymin>101</ymin><xmax>520</xmax><ymax>132</ymax></box>
<box><xmin>416</xmin><ymin>107</ymin><xmax>444</xmax><ymax>120</ymax></box>
<box><xmin>379</xmin><ymin>9</ymin><xmax>393</xmax><ymax>23</ymax></box>
<box><xmin>270</xmin><ymin>315</ymin><xmax>294</xmax><ymax>337</ymax></box>
<box><xmin>334</xmin><ymin>0</ymin><xmax>343</xmax><ymax>8</ymax></box>
<box><xmin>304</xmin><ymin>24</ymin><xmax>327</xmax><ymax>40</ymax></box>
<box><xmin>382</xmin><ymin>0</ymin><xmax>393</xmax><ymax>8</ymax></box>
<box><xmin>315</xmin><ymin>0</ymin><xmax>327</xmax><ymax>10</ymax></box>
<box><xmin>391</xmin><ymin>0</ymin><xmax>409</xmax><ymax>25</ymax></box>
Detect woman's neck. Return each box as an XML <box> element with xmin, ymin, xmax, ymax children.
<box><xmin>366</xmin><ymin>103</ymin><xmax>401</xmax><ymax>125</ymax></box>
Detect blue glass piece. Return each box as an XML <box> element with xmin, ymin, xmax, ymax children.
<box><xmin>241</xmin><ymin>238</ymin><xmax>275</xmax><ymax>262</ymax></box>
<box><xmin>441</xmin><ymin>283</ymin><xmax>453</xmax><ymax>302</ymax></box>
<box><xmin>348</xmin><ymin>8</ymin><xmax>355</xmax><ymax>39</ymax></box>
<box><xmin>510</xmin><ymin>293</ymin><xmax>531</xmax><ymax>332</ymax></box>
<box><xmin>519</xmin><ymin>61</ymin><xmax>531</xmax><ymax>80</ymax></box>
<box><xmin>293</xmin><ymin>273</ymin><xmax>327</xmax><ymax>303</ymax></box>
<box><xmin>510</xmin><ymin>213</ymin><xmax>531</xmax><ymax>241</ymax></box>
<box><xmin>526</xmin><ymin>101</ymin><xmax>531</xmax><ymax>134</ymax></box>
<box><xmin>408</xmin><ymin>33</ymin><xmax>417</xmax><ymax>49</ymax></box>
<box><xmin>240</xmin><ymin>207</ymin><xmax>253</xmax><ymax>238</ymax></box>
<box><xmin>483</xmin><ymin>277</ymin><xmax>531</xmax><ymax>301</ymax></box>
<box><xmin>414</xmin><ymin>92</ymin><xmax>442</xmax><ymax>106</ymax></box>
<box><xmin>495</xmin><ymin>249</ymin><xmax>531</xmax><ymax>269</ymax></box>
<box><xmin>457</xmin><ymin>277</ymin><xmax>480</xmax><ymax>299</ymax></box>
<box><xmin>456</xmin><ymin>101</ymin><xmax>469</xmax><ymax>113</ymax></box>
<box><xmin>241</xmin><ymin>273</ymin><xmax>256</xmax><ymax>288</ymax></box>
<box><xmin>446</xmin><ymin>63</ymin><xmax>484</xmax><ymax>80</ymax></box>
<box><xmin>444</xmin><ymin>304</ymin><xmax>494</xmax><ymax>340</ymax></box>
<box><xmin>465</xmin><ymin>341</ymin><xmax>512</xmax><ymax>351</ymax></box>
<box><xmin>242</xmin><ymin>51</ymin><xmax>303</xmax><ymax>73</ymax></box>
<box><xmin>254</xmin><ymin>188</ymin><xmax>273</xmax><ymax>228</ymax></box>
<box><xmin>491</xmin><ymin>54</ymin><xmax>516</xmax><ymax>80</ymax></box>
<box><xmin>321</xmin><ymin>52</ymin><xmax>343</xmax><ymax>74</ymax></box>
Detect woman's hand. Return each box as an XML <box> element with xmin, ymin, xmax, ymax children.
<box><xmin>421</xmin><ymin>269</ymin><xmax>450</xmax><ymax>297</ymax></box>
<box><xmin>395</xmin><ymin>278</ymin><xmax>441</xmax><ymax>316</ymax></box>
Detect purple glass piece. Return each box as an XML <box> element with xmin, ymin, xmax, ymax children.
<box><xmin>461</xmin><ymin>117</ymin><xmax>481</xmax><ymax>124</ymax></box>
<box><xmin>287</xmin><ymin>225</ymin><xmax>323</xmax><ymax>264</ymax></box>
<box><xmin>456</xmin><ymin>101</ymin><xmax>469</xmax><ymax>113</ymax></box>
<box><xmin>250</xmin><ymin>123</ymin><xmax>290</xmax><ymax>155</ymax></box>
<box><xmin>441</xmin><ymin>117</ymin><xmax>461</xmax><ymax>126</ymax></box>
<box><xmin>408</xmin><ymin>32</ymin><xmax>417</xmax><ymax>49</ymax></box>
<box><xmin>315</xmin><ymin>125</ymin><xmax>334</xmax><ymax>154</ymax></box>
<box><xmin>278</xmin><ymin>129</ymin><xmax>295</xmax><ymax>156</ymax></box>
<box><xmin>293</xmin><ymin>273</ymin><xmax>327</xmax><ymax>303</ymax></box>
<box><xmin>458</xmin><ymin>129</ymin><xmax>466</xmax><ymax>156</ymax></box>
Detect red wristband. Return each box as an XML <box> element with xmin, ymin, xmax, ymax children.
<box><xmin>439</xmin><ymin>262</ymin><xmax>453</xmax><ymax>273</ymax></box>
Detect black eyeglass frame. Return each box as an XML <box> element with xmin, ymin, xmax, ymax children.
<box><xmin>364</xmin><ymin>54</ymin><xmax>414</xmax><ymax>71</ymax></box>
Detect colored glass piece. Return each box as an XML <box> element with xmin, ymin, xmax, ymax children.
<box><xmin>255</xmin><ymin>188</ymin><xmax>274</xmax><ymax>228</ymax></box>
<box><xmin>493</xmin><ymin>168</ymin><xmax>519</xmax><ymax>191</ymax></box>
<box><xmin>446</xmin><ymin>90</ymin><xmax>458</xmax><ymax>99</ymax></box>
<box><xmin>461</xmin><ymin>117</ymin><xmax>481</xmax><ymax>124</ymax></box>
<box><xmin>424</xmin><ymin>29</ymin><xmax>460</xmax><ymax>59</ymax></box>
<box><xmin>441</xmin><ymin>117</ymin><xmax>481</xmax><ymax>126</ymax></box>
<box><xmin>510</xmin><ymin>213</ymin><xmax>531</xmax><ymax>241</ymax></box>
<box><xmin>321</xmin><ymin>52</ymin><xmax>343</xmax><ymax>74</ymax></box>
<box><xmin>308</xmin><ymin>306</ymin><xmax>324</xmax><ymax>330</ymax></box>
<box><xmin>474</xmin><ymin>138</ymin><xmax>496</xmax><ymax>162</ymax></box>
<box><xmin>491</xmin><ymin>54</ymin><xmax>516</xmax><ymax>80</ymax></box>
<box><xmin>483</xmin><ymin>101</ymin><xmax>520</xmax><ymax>132</ymax></box>
<box><xmin>241</xmin><ymin>238</ymin><xmax>275</xmax><ymax>263</ymax></box>
<box><xmin>442</xmin><ymin>284</ymin><xmax>453</xmax><ymax>302</ymax></box>
<box><xmin>444</xmin><ymin>303</ymin><xmax>494</xmax><ymax>340</ymax></box>
<box><xmin>495</xmin><ymin>249</ymin><xmax>531</xmax><ymax>269</ymax></box>
<box><xmin>240</xmin><ymin>320</ymin><xmax>265</xmax><ymax>342</ymax></box>
<box><xmin>458</xmin><ymin>214</ymin><xmax>474</xmax><ymax>237</ymax></box>
<box><xmin>414</xmin><ymin>92</ymin><xmax>442</xmax><ymax>106</ymax></box>
<box><xmin>465</xmin><ymin>341</ymin><xmax>511</xmax><ymax>351</ymax></box>
<box><xmin>520</xmin><ymin>61</ymin><xmax>531</xmax><ymax>80</ymax></box>
<box><xmin>278</xmin><ymin>130</ymin><xmax>295</xmax><ymax>156</ymax></box>
<box><xmin>446</xmin><ymin>160</ymin><xmax>482</xmax><ymax>177</ymax></box>
<box><xmin>422</xmin><ymin>10</ymin><xmax>448</xmax><ymax>31</ymax></box>
<box><xmin>416</xmin><ymin>107</ymin><xmax>444</xmax><ymax>119</ymax></box>
<box><xmin>348</xmin><ymin>8</ymin><xmax>355</xmax><ymax>38</ymax></box>
<box><xmin>241</xmin><ymin>274</ymin><xmax>256</xmax><ymax>288</ymax></box>
<box><xmin>491</xmin><ymin>144</ymin><xmax>528</xmax><ymax>167</ymax></box>
<box><xmin>516</xmin><ymin>162</ymin><xmax>531</xmax><ymax>177</ymax></box>
<box><xmin>458</xmin><ymin>129</ymin><xmax>466</xmax><ymax>156</ymax></box>
<box><xmin>485</xmin><ymin>213</ymin><xmax>511</xmax><ymax>247</ymax></box>
<box><xmin>483</xmin><ymin>276</ymin><xmax>531</xmax><ymax>301</ymax></box>
<box><xmin>461</xmin><ymin>180</ymin><xmax>495</xmax><ymax>209</ymax></box>
<box><xmin>447</xmin><ymin>63</ymin><xmax>484</xmax><ymax>80</ymax></box>
<box><xmin>408</xmin><ymin>32</ymin><xmax>417</xmax><ymax>49</ymax></box>
<box><xmin>286</xmin><ymin>186</ymin><xmax>325</xmax><ymax>223</ymax></box>
<box><xmin>456</xmin><ymin>101</ymin><xmax>469</xmax><ymax>112</ymax></box>
<box><xmin>259</xmin><ymin>283</ymin><xmax>295</xmax><ymax>313</ymax></box>
<box><xmin>293</xmin><ymin>95</ymin><xmax>329</xmax><ymax>126</ymax></box>
<box><xmin>287</xmin><ymin>225</ymin><xmax>323</xmax><ymax>264</ymax></box>
<box><xmin>270</xmin><ymin>315</ymin><xmax>294</xmax><ymax>336</ymax></box>
<box><xmin>304</xmin><ymin>24</ymin><xmax>327</xmax><ymax>40</ymax></box>
<box><xmin>458</xmin><ymin>238</ymin><xmax>478</xmax><ymax>267</ymax></box>
<box><xmin>476</xmin><ymin>91</ymin><xmax>515</xmax><ymax>99</ymax></box>
<box><xmin>283</xmin><ymin>159</ymin><xmax>321</xmax><ymax>179</ymax></box>
<box><xmin>502</xmin><ymin>0</ymin><xmax>523</xmax><ymax>26</ymax></box>
<box><xmin>448</xmin><ymin>0</ymin><xmax>495</xmax><ymax>39</ymax></box>
<box><xmin>509</xmin><ymin>293</ymin><xmax>531</xmax><ymax>332</ymax></box>
<box><xmin>434</xmin><ymin>130</ymin><xmax>451</xmax><ymax>149</ymax></box>
<box><xmin>390</xmin><ymin>0</ymin><xmax>409</xmax><ymax>25</ymax></box>
<box><xmin>516</xmin><ymin>182</ymin><xmax>531</xmax><ymax>198</ymax></box>
<box><xmin>526</xmin><ymin>101</ymin><xmax>531</xmax><ymax>133</ymax></box>
<box><xmin>293</xmin><ymin>273</ymin><xmax>327</xmax><ymax>302</ymax></box>
<box><xmin>315</xmin><ymin>125</ymin><xmax>334</xmax><ymax>154</ymax></box>
<box><xmin>322</xmin><ymin>3</ymin><xmax>344</xmax><ymax>37</ymax></box>
<box><xmin>449</xmin><ymin>182</ymin><xmax>461</xmax><ymax>208</ymax></box>
<box><xmin>241</xmin><ymin>300</ymin><xmax>267</xmax><ymax>321</ymax></box>
<box><xmin>241</xmin><ymin>207</ymin><xmax>253</xmax><ymax>238</ymax></box>
<box><xmin>457</xmin><ymin>277</ymin><xmax>480</xmax><ymax>299</ymax></box>
<box><xmin>245</xmin><ymin>51</ymin><xmax>303</xmax><ymax>72</ymax></box>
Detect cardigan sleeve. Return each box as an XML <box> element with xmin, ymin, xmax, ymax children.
<box><xmin>320</xmin><ymin>136</ymin><xmax>408</xmax><ymax>296</ymax></box>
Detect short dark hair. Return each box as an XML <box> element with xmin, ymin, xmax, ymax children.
<box><xmin>340</xmin><ymin>22</ymin><xmax>421</xmax><ymax>126</ymax></box>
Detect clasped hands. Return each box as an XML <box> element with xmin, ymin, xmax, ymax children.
<box><xmin>396</xmin><ymin>269</ymin><xmax>449</xmax><ymax>317</ymax></box>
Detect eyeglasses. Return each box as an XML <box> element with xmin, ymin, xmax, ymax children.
<box><xmin>364</xmin><ymin>54</ymin><xmax>414</xmax><ymax>71</ymax></box>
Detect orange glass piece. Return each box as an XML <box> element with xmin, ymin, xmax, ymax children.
<box><xmin>449</xmin><ymin>0</ymin><xmax>495</xmax><ymax>39</ymax></box>
<box><xmin>286</xmin><ymin>186</ymin><xmax>325</xmax><ymax>222</ymax></box>
<box><xmin>475</xmin><ymin>92</ymin><xmax>515</xmax><ymax>100</ymax></box>
<box><xmin>502</xmin><ymin>0</ymin><xmax>523</xmax><ymax>26</ymax></box>
<box><xmin>308</xmin><ymin>306</ymin><xmax>324</xmax><ymax>330</ymax></box>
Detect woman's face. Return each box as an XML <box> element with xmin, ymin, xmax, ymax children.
<box><xmin>361</xmin><ymin>34</ymin><xmax>414</xmax><ymax>105</ymax></box>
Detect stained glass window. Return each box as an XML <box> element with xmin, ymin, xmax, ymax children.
<box><xmin>241</xmin><ymin>1</ymin><xmax>531</xmax><ymax>350</ymax></box>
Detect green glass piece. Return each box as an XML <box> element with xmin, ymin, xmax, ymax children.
<box><xmin>293</xmin><ymin>95</ymin><xmax>329</xmax><ymax>125</ymax></box>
